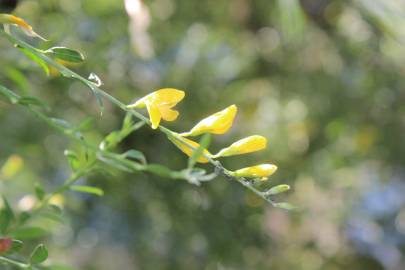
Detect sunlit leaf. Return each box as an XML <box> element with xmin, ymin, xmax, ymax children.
<box><xmin>70</xmin><ymin>185</ymin><xmax>104</xmax><ymax>196</ymax></box>
<box><xmin>18</xmin><ymin>46</ymin><xmax>50</xmax><ymax>75</ymax></box>
<box><xmin>45</xmin><ymin>47</ymin><xmax>85</xmax><ymax>63</ymax></box>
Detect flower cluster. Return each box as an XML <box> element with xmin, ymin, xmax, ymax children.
<box><xmin>127</xmin><ymin>89</ymin><xmax>277</xmax><ymax>180</ymax></box>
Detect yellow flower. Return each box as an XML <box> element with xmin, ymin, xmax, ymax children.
<box><xmin>127</xmin><ymin>88</ymin><xmax>185</xmax><ymax>129</ymax></box>
<box><xmin>181</xmin><ymin>105</ymin><xmax>237</xmax><ymax>136</ymax></box>
<box><xmin>168</xmin><ymin>136</ymin><xmax>211</xmax><ymax>163</ymax></box>
<box><xmin>214</xmin><ymin>135</ymin><xmax>267</xmax><ymax>158</ymax></box>
<box><xmin>231</xmin><ymin>164</ymin><xmax>277</xmax><ymax>180</ymax></box>
<box><xmin>0</xmin><ymin>14</ymin><xmax>46</xmax><ymax>40</ymax></box>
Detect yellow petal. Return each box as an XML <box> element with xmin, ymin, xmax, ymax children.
<box><xmin>150</xmin><ymin>88</ymin><xmax>185</xmax><ymax>107</ymax></box>
<box><xmin>181</xmin><ymin>105</ymin><xmax>237</xmax><ymax>136</ymax></box>
<box><xmin>127</xmin><ymin>88</ymin><xmax>185</xmax><ymax>109</ymax></box>
<box><xmin>146</xmin><ymin>103</ymin><xmax>162</xmax><ymax>129</ymax></box>
<box><xmin>127</xmin><ymin>88</ymin><xmax>184</xmax><ymax>129</ymax></box>
<box><xmin>169</xmin><ymin>136</ymin><xmax>211</xmax><ymax>163</ymax></box>
<box><xmin>159</xmin><ymin>107</ymin><xmax>179</xmax><ymax>121</ymax></box>
<box><xmin>232</xmin><ymin>164</ymin><xmax>277</xmax><ymax>179</ymax></box>
<box><xmin>214</xmin><ymin>135</ymin><xmax>267</xmax><ymax>157</ymax></box>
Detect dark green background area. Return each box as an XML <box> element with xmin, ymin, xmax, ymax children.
<box><xmin>1</xmin><ymin>0</ymin><xmax>405</xmax><ymax>269</ymax></box>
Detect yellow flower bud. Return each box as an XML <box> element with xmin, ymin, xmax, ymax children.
<box><xmin>214</xmin><ymin>135</ymin><xmax>267</xmax><ymax>158</ymax></box>
<box><xmin>168</xmin><ymin>136</ymin><xmax>211</xmax><ymax>163</ymax></box>
<box><xmin>127</xmin><ymin>88</ymin><xmax>185</xmax><ymax>129</ymax></box>
<box><xmin>181</xmin><ymin>105</ymin><xmax>237</xmax><ymax>136</ymax></box>
<box><xmin>0</xmin><ymin>14</ymin><xmax>46</xmax><ymax>40</ymax></box>
<box><xmin>231</xmin><ymin>164</ymin><xmax>277</xmax><ymax>179</ymax></box>
<box><xmin>49</xmin><ymin>194</ymin><xmax>65</xmax><ymax>208</ymax></box>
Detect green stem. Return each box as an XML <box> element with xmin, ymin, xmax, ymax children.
<box><xmin>0</xmin><ymin>256</ymin><xmax>28</xmax><ymax>269</ymax></box>
<box><xmin>0</xmin><ymin>28</ymin><xmax>276</xmax><ymax>206</ymax></box>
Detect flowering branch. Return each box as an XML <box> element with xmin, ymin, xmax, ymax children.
<box><xmin>0</xmin><ymin>26</ymin><xmax>292</xmax><ymax>209</ymax></box>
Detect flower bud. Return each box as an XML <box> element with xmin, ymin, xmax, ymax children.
<box><xmin>214</xmin><ymin>135</ymin><xmax>267</xmax><ymax>158</ymax></box>
<box><xmin>231</xmin><ymin>164</ymin><xmax>277</xmax><ymax>179</ymax></box>
<box><xmin>181</xmin><ymin>105</ymin><xmax>237</xmax><ymax>136</ymax></box>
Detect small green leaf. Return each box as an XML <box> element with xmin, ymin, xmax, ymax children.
<box><xmin>99</xmin><ymin>131</ymin><xmax>120</xmax><ymax>150</ymax></box>
<box><xmin>122</xmin><ymin>112</ymin><xmax>133</xmax><ymax>129</ymax></box>
<box><xmin>30</xmin><ymin>244</ymin><xmax>48</xmax><ymax>265</ymax></box>
<box><xmin>19</xmin><ymin>47</ymin><xmax>50</xmax><ymax>75</ymax></box>
<box><xmin>18</xmin><ymin>96</ymin><xmax>49</xmax><ymax>110</ymax></box>
<box><xmin>188</xmin><ymin>134</ymin><xmax>211</xmax><ymax>169</ymax></box>
<box><xmin>0</xmin><ymin>84</ymin><xmax>19</xmax><ymax>104</ymax></box>
<box><xmin>100</xmin><ymin>119</ymin><xmax>144</xmax><ymax>150</ymax></box>
<box><xmin>0</xmin><ymin>197</ymin><xmax>15</xmax><ymax>234</ymax></box>
<box><xmin>122</xmin><ymin>150</ymin><xmax>147</xmax><ymax>165</ymax></box>
<box><xmin>265</xmin><ymin>184</ymin><xmax>290</xmax><ymax>196</ymax></box>
<box><xmin>273</xmin><ymin>202</ymin><xmax>296</xmax><ymax>211</ymax></box>
<box><xmin>45</xmin><ymin>47</ymin><xmax>85</xmax><ymax>63</ymax></box>
<box><xmin>64</xmin><ymin>150</ymin><xmax>80</xmax><ymax>171</ymax></box>
<box><xmin>97</xmin><ymin>153</ymin><xmax>136</xmax><ymax>172</ymax></box>
<box><xmin>35</xmin><ymin>183</ymin><xmax>45</xmax><ymax>201</ymax></box>
<box><xmin>4</xmin><ymin>239</ymin><xmax>24</xmax><ymax>254</ymax></box>
<box><xmin>70</xmin><ymin>185</ymin><xmax>104</xmax><ymax>196</ymax></box>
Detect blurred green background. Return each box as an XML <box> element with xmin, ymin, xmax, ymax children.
<box><xmin>1</xmin><ymin>0</ymin><xmax>405</xmax><ymax>269</ymax></box>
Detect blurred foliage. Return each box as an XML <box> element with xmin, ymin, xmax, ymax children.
<box><xmin>1</xmin><ymin>0</ymin><xmax>405</xmax><ymax>269</ymax></box>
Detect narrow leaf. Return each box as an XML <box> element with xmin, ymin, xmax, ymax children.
<box><xmin>0</xmin><ymin>84</ymin><xmax>19</xmax><ymax>104</ymax></box>
<box><xmin>18</xmin><ymin>96</ymin><xmax>49</xmax><ymax>110</ymax></box>
<box><xmin>18</xmin><ymin>47</ymin><xmax>50</xmax><ymax>75</ymax></box>
<box><xmin>45</xmin><ymin>47</ymin><xmax>85</xmax><ymax>63</ymax></box>
<box><xmin>122</xmin><ymin>150</ymin><xmax>147</xmax><ymax>165</ymax></box>
<box><xmin>188</xmin><ymin>134</ymin><xmax>211</xmax><ymax>169</ymax></box>
<box><xmin>34</xmin><ymin>183</ymin><xmax>45</xmax><ymax>201</ymax></box>
<box><xmin>0</xmin><ymin>197</ymin><xmax>15</xmax><ymax>234</ymax></box>
<box><xmin>273</xmin><ymin>202</ymin><xmax>296</xmax><ymax>211</ymax></box>
<box><xmin>70</xmin><ymin>185</ymin><xmax>104</xmax><ymax>196</ymax></box>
